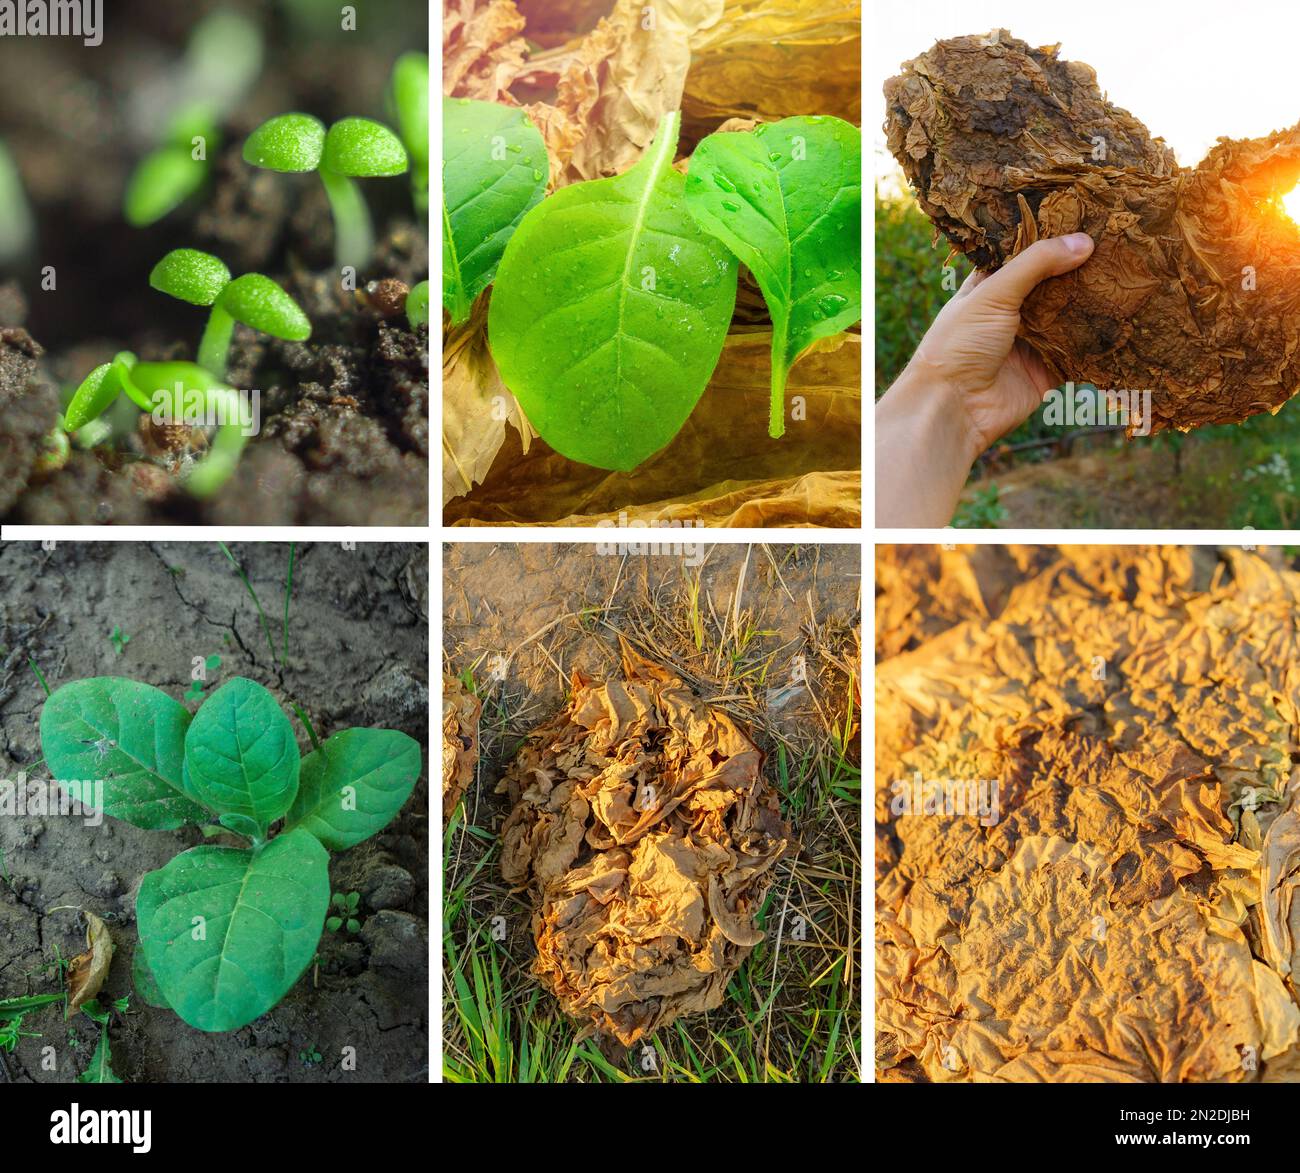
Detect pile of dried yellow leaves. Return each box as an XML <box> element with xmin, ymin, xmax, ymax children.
<box><xmin>443</xmin><ymin>0</ymin><xmax>861</xmax><ymax>526</ymax></box>
<box><xmin>877</xmin><ymin>546</ymin><xmax>1300</xmax><ymax>1082</ymax></box>
<box><xmin>499</xmin><ymin>643</ymin><xmax>790</xmax><ymax>1043</ymax></box>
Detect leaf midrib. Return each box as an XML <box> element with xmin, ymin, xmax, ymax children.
<box><xmin>610</xmin><ymin>116</ymin><xmax>680</xmax><ymax>449</ymax></box>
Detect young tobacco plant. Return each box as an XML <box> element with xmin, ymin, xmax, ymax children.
<box><xmin>123</xmin><ymin>10</ymin><xmax>264</xmax><ymax>227</ymax></box>
<box><xmin>243</xmin><ymin>113</ymin><xmax>408</xmax><ymax>271</ymax></box>
<box><xmin>487</xmin><ymin>111</ymin><xmax>738</xmax><ymax>470</ymax></box>
<box><xmin>685</xmin><ymin>116</ymin><xmax>862</xmax><ymax>438</ymax></box>
<box><xmin>40</xmin><ymin>676</ymin><xmax>422</xmax><ymax>1033</ymax></box>
<box><xmin>149</xmin><ymin>248</ymin><xmax>311</xmax><ymax>379</ymax></box>
<box><xmin>406</xmin><ymin>280</ymin><xmax>430</xmax><ymax>330</ymax></box>
<box><xmin>388</xmin><ymin>52</ymin><xmax>429</xmax><ymax>217</ymax></box>
<box><xmin>0</xmin><ymin>137</ymin><xmax>34</xmax><ymax>264</ymax></box>
<box><xmin>63</xmin><ymin>354</ymin><xmax>252</xmax><ymax>499</ymax></box>
<box><xmin>442</xmin><ymin>97</ymin><xmax>548</xmax><ymax>327</ymax></box>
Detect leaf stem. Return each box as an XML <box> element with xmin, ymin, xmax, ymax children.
<box><xmin>187</xmin><ymin>389</ymin><xmax>250</xmax><ymax>499</ymax></box>
<box><xmin>198</xmin><ymin>304</ymin><xmax>236</xmax><ymax>378</ymax></box>
<box><xmin>319</xmin><ymin>165</ymin><xmax>372</xmax><ymax>272</ymax></box>
<box><xmin>769</xmin><ymin>330</ymin><xmax>788</xmax><ymax>439</ymax></box>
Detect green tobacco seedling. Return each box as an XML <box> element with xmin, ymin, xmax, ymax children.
<box><xmin>244</xmin><ymin>113</ymin><xmax>408</xmax><ymax>271</ymax></box>
<box><xmin>326</xmin><ymin>891</ymin><xmax>361</xmax><ymax>933</ymax></box>
<box><xmin>388</xmin><ymin>52</ymin><xmax>429</xmax><ymax>216</ymax></box>
<box><xmin>124</xmin><ymin>11</ymin><xmax>264</xmax><ymax>227</ymax></box>
<box><xmin>0</xmin><ymin>138</ymin><xmax>34</xmax><ymax>264</ymax></box>
<box><xmin>65</xmin><ymin>351</ymin><xmax>256</xmax><ymax>499</ymax></box>
<box><xmin>685</xmin><ymin>115</ymin><xmax>861</xmax><ymax>438</ymax></box>
<box><xmin>406</xmin><ymin>280</ymin><xmax>429</xmax><ymax>329</ymax></box>
<box><xmin>64</xmin><ymin>351</ymin><xmax>148</xmax><ymax>432</ymax></box>
<box><xmin>40</xmin><ymin>675</ymin><xmax>422</xmax><ymax>1033</ymax></box>
<box><xmin>149</xmin><ymin>248</ymin><xmax>311</xmax><ymax>378</ymax></box>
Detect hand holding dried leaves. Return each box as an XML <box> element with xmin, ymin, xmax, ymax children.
<box><xmin>498</xmin><ymin>642</ymin><xmax>790</xmax><ymax>1045</ymax></box>
<box><xmin>885</xmin><ymin>30</ymin><xmax>1300</xmax><ymax>432</ymax></box>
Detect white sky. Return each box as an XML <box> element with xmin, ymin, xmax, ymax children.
<box><xmin>874</xmin><ymin>0</ymin><xmax>1300</xmax><ymax>184</ymax></box>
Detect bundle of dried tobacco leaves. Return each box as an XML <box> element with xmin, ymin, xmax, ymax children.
<box><xmin>498</xmin><ymin>641</ymin><xmax>790</xmax><ymax>1045</ymax></box>
<box><xmin>885</xmin><ymin>30</ymin><xmax>1300</xmax><ymax>432</ymax></box>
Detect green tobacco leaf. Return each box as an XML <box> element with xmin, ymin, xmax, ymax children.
<box><xmin>137</xmin><ymin>828</ymin><xmax>329</xmax><ymax>1032</ymax></box>
<box><xmin>183</xmin><ymin>677</ymin><xmax>300</xmax><ymax>830</ymax></box>
<box><xmin>685</xmin><ymin>115</ymin><xmax>861</xmax><ymax>438</ymax></box>
<box><xmin>285</xmin><ymin>727</ymin><xmax>421</xmax><ymax>851</ymax></box>
<box><xmin>442</xmin><ymin>98</ymin><xmax>548</xmax><ymax>327</ymax></box>
<box><xmin>131</xmin><ymin>948</ymin><xmax>170</xmax><ymax>1010</ymax></box>
<box><xmin>488</xmin><ymin>110</ymin><xmax>738</xmax><ymax>471</ymax></box>
<box><xmin>40</xmin><ymin>678</ymin><xmax>207</xmax><ymax>829</ymax></box>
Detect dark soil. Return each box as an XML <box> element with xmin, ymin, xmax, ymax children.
<box><xmin>0</xmin><ymin>1</ymin><xmax>428</xmax><ymax>524</ymax></box>
<box><xmin>0</xmin><ymin>541</ymin><xmax>429</xmax><ymax>1083</ymax></box>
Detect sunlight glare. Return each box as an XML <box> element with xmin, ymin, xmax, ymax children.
<box><xmin>1283</xmin><ymin>185</ymin><xmax>1300</xmax><ymax>224</ymax></box>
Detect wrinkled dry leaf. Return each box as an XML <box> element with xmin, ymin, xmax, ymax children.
<box><xmin>443</xmin><ymin>0</ymin><xmax>530</xmax><ymax>102</ymax></box>
<box><xmin>1262</xmin><ymin>785</ymin><xmax>1300</xmax><ymax>988</ymax></box>
<box><xmin>498</xmin><ymin>639</ymin><xmax>790</xmax><ymax>1045</ymax></box>
<box><xmin>885</xmin><ymin>30</ymin><xmax>1300</xmax><ymax>433</ymax></box>
<box><xmin>877</xmin><ymin>546</ymin><xmax>1300</xmax><ymax>1081</ymax></box>
<box><xmin>66</xmin><ymin>911</ymin><xmax>113</xmax><ymax>1016</ymax></box>
<box><xmin>445</xmin><ymin>332</ymin><xmax>860</xmax><ymax>524</ymax></box>
<box><xmin>442</xmin><ymin>675</ymin><xmax>483</xmax><ymax>822</ymax></box>
<box><xmin>508</xmin><ymin>0</ymin><xmax>725</xmax><ymax>186</ymax></box>
<box><xmin>681</xmin><ymin>0</ymin><xmax>861</xmax><ymax>144</ymax></box>
<box><xmin>515</xmin><ymin>0</ymin><xmax>611</xmax><ymax>43</ymax></box>
<box><xmin>442</xmin><ymin>305</ymin><xmax>534</xmax><ymax>503</ymax></box>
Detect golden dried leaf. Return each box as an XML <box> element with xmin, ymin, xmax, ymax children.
<box><xmin>66</xmin><ymin>911</ymin><xmax>113</xmax><ymax>1016</ymax></box>
<box><xmin>877</xmin><ymin>547</ymin><xmax>1300</xmax><ymax>1081</ymax></box>
<box><xmin>509</xmin><ymin>0</ymin><xmax>726</xmax><ymax>186</ymax></box>
<box><xmin>682</xmin><ymin>0</ymin><xmax>862</xmax><ymax>143</ymax></box>
<box><xmin>498</xmin><ymin>640</ymin><xmax>791</xmax><ymax>1044</ymax></box>
<box><xmin>443</xmin><ymin>0</ymin><xmax>529</xmax><ymax>102</ymax></box>
<box><xmin>442</xmin><ymin>307</ymin><xmax>535</xmax><ymax>503</ymax></box>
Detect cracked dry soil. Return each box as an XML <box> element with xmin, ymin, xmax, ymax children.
<box><xmin>0</xmin><ymin>541</ymin><xmax>429</xmax><ymax>1083</ymax></box>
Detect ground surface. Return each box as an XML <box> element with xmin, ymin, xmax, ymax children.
<box><xmin>0</xmin><ymin>541</ymin><xmax>429</xmax><ymax>1083</ymax></box>
<box><xmin>442</xmin><ymin>542</ymin><xmax>861</xmax><ymax>1082</ymax></box>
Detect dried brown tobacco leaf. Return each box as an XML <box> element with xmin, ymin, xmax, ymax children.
<box><xmin>498</xmin><ymin>640</ymin><xmax>790</xmax><ymax>1044</ymax></box>
<box><xmin>445</xmin><ymin>333</ymin><xmax>860</xmax><ymax>524</ymax></box>
<box><xmin>66</xmin><ymin>911</ymin><xmax>113</xmax><ymax>1016</ymax></box>
<box><xmin>443</xmin><ymin>0</ymin><xmax>529</xmax><ymax>103</ymax></box>
<box><xmin>682</xmin><ymin>0</ymin><xmax>861</xmax><ymax>145</ymax></box>
<box><xmin>884</xmin><ymin>30</ymin><xmax>1300</xmax><ymax>433</ymax></box>
<box><xmin>442</xmin><ymin>675</ymin><xmax>482</xmax><ymax>822</ymax></box>
<box><xmin>508</xmin><ymin>0</ymin><xmax>725</xmax><ymax>187</ymax></box>
<box><xmin>877</xmin><ymin>546</ymin><xmax>1300</xmax><ymax>1081</ymax></box>
<box><xmin>442</xmin><ymin>306</ymin><xmax>534</xmax><ymax>504</ymax></box>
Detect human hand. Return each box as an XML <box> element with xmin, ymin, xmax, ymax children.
<box><xmin>876</xmin><ymin>233</ymin><xmax>1095</xmax><ymax>527</ymax></box>
<box><xmin>905</xmin><ymin>232</ymin><xmax>1096</xmax><ymax>455</ymax></box>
